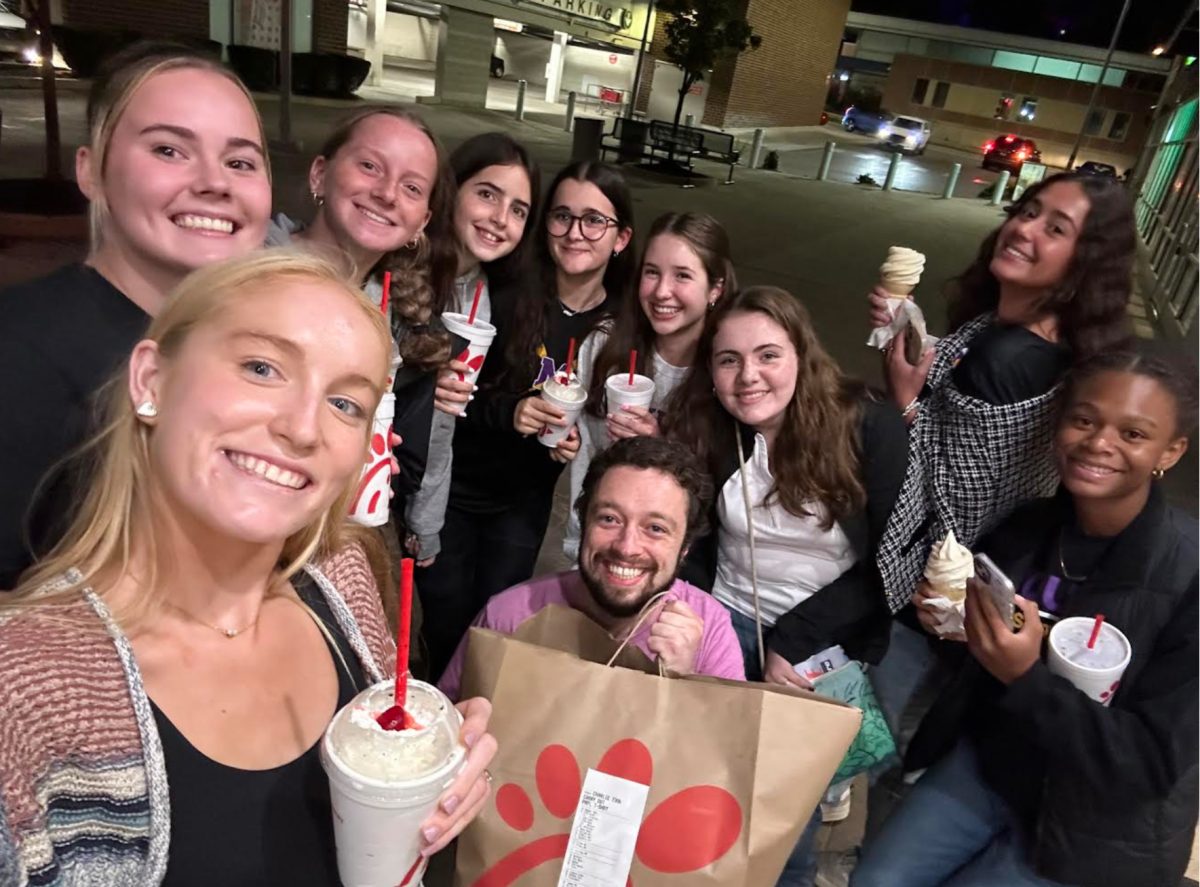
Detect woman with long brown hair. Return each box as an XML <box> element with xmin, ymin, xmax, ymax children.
<box><xmin>667</xmin><ymin>286</ymin><xmax>908</xmax><ymax>886</ymax></box>
<box><xmin>562</xmin><ymin>211</ymin><xmax>734</xmax><ymax>559</ymax></box>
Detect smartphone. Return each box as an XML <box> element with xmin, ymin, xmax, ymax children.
<box><xmin>973</xmin><ymin>553</ymin><xmax>1017</xmax><ymax>629</ymax></box>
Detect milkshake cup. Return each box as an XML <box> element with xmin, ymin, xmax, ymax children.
<box><xmin>1047</xmin><ymin>618</ymin><xmax>1131</xmax><ymax>706</ymax></box>
<box><xmin>605</xmin><ymin>373</ymin><xmax>655</xmax><ymax>413</ymax></box>
<box><xmin>442</xmin><ymin>312</ymin><xmax>497</xmax><ymax>417</ymax></box>
<box><xmin>539</xmin><ymin>374</ymin><xmax>587</xmax><ymax>447</ymax></box>
<box><xmin>348</xmin><ymin>391</ymin><xmax>395</xmax><ymax>528</ymax></box>
<box><xmin>321</xmin><ymin>678</ymin><xmax>466</xmax><ymax>887</ymax></box>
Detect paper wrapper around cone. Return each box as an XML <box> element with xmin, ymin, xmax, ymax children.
<box><xmin>453</xmin><ymin>605</ymin><xmax>862</xmax><ymax>886</ymax></box>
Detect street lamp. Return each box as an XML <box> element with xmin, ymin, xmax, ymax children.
<box><xmin>1066</xmin><ymin>0</ymin><xmax>1132</xmax><ymax>170</ymax></box>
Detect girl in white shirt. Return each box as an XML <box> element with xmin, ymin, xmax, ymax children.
<box><xmin>564</xmin><ymin>212</ymin><xmax>735</xmax><ymax>559</ymax></box>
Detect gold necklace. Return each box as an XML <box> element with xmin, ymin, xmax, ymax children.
<box><xmin>1057</xmin><ymin>528</ymin><xmax>1088</xmax><ymax>582</ymax></box>
<box><xmin>166</xmin><ymin>601</ymin><xmax>260</xmax><ymax>639</ymax></box>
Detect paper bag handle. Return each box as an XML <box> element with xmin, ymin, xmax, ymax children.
<box><xmin>605</xmin><ymin>590</ymin><xmax>670</xmax><ymax>677</ymax></box>
<box><xmin>735</xmin><ymin>425</ymin><xmax>768</xmax><ymax>677</ymax></box>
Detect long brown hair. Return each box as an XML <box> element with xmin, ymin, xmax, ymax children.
<box><xmin>585</xmin><ymin>212</ymin><xmax>735</xmax><ymax>417</ymax></box>
<box><xmin>6</xmin><ymin>251</ymin><xmax>391</xmax><ymax>623</ymax></box>
<box><xmin>315</xmin><ymin>107</ymin><xmax>458</xmax><ymax>371</ymax></box>
<box><xmin>664</xmin><ymin>287</ymin><xmax>867</xmax><ymax>527</ymax></box>
<box><xmin>946</xmin><ymin>171</ymin><xmax>1135</xmax><ymax>357</ymax></box>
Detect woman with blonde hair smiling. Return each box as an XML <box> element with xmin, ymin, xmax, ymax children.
<box><xmin>0</xmin><ymin>42</ymin><xmax>273</xmax><ymax>589</ymax></box>
<box><xmin>0</xmin><ymin>251</ymin><xmax>496</xmax><ymax>885</ymax></box>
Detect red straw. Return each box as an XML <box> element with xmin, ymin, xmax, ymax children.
<box><xmin>380</xmin><ymin>271</ymin><xmax>392</xmax><ymax>319</ymax></box>
<box><xmin>395</xmin><ymin>558</ymin><xmax>414</xmax><ymax>708</ymax></box>
<box><xmin>1086</xmin><ymin>613</ymin><xmax>1105</xmax><ymax>650</ymax></box>
<box><xmin>467</xmin><ymin>279</ymin><xmax>484</xmax><ymax>326</ymax></box>
<box><xmin>565</xmin><ymin>337</ymin><xmax>576</xmax><ymax>381</ymax></box>
<box><xmin>628</xmin><ymin>349</ymin><xmax>638</xmax><ymax>386</ymax></box>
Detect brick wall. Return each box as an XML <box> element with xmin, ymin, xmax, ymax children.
<box><xmin>718</xmin><ymin>0</ymin><xmax>849</xmax><ymax>128</ymax></box>
<box><xmin>313</xmin><ymin>0</ymin><xmax>348</xmax><ymax>55</ymax></box>
<box><xmin>62</xmin><ymin>0</ymin><xmax>207</xmax><ymax>39</ymax></box>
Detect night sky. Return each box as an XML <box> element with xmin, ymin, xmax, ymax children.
<box><xmin>853</xmin><ymin>0</ymin><xmax>1197</xmax><ymax>54</ymax></box>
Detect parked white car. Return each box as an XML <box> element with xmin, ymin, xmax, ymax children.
<box><xmin>876</xmin><ymin>115</ymin><xmax>931</xmax><ymax>155</ymax></box>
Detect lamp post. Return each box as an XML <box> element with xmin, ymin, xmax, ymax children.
<box><xmin>1065</xmin><ymin>0</ymin><xmax>1132</xmax><ymax>171</ymax></box>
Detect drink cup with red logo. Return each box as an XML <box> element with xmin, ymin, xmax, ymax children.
<box><xmin>442</xmin><ymin>312</ymin><xmax>497</xmax><ymax>417</ymax></box>
<box><xmin>1047</xmin><ymin>617</ymin><xmax>1131</xmax><ymax>706</ymax></box>
<box><xmin>320</xmin><ymin>679</ymin><xmax>466</xmax><ymax>887</ymax></box>
<box><xmin>348</xmin><ymin>391</ymin><xmax>395</xmax><ymax>527</ymax></box>
<box><xmin>539</xmin><ymin>373</ymin><xmax>587</xmax><ymax>447</ymax></box>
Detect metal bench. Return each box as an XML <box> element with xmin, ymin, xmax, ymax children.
<box><xmin>600</xmin><ymin>118</ymin><xmax>740</xmax><ymax>184</ymax></box>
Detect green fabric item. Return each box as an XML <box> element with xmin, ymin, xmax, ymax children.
<box><xmin>813</xmin><ymin>662</ymin><xmax>897</xmax><ymax>783</ymax></box>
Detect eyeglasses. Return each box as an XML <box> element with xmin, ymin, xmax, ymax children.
<box><xmin>546</xmin><ymin>209</ymin><xmax>619</xmax><ymax>242</ymax></box>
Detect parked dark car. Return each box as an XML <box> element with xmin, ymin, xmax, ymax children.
<box><xmin>982</xmin><ymin>134</ymin><xmax>1042</xmax><ymax>172</ymax></box>
<box><xmin>1076</xmin><ymin>161</ymin><xmax>1118</xmax><ymax>177</ymax></box>
<box><xmin>842</xmin><ymin>105</ymin><xmax>892</xmax><ymax>135</ymax></box>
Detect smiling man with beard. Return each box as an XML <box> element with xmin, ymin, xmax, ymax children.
<box><xmin>438</xmin><ymin>436</ymin><xmax>745</xmax><ymax>700</ymax></box>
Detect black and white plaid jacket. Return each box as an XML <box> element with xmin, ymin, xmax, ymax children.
<box><xmin>876</xmin><ymin>314</ymin><xmax>1062</xmax><ymax>613</ymax></box>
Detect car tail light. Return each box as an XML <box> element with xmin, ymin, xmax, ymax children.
<box><xmin>1015</xmin><ymin>149</ymin><xmax>1028</xmax><ymax>161</ymax></box>
<box><xmin>983</xmin><ymin>141</ymin><xmax>995</xmax><ymax>153</ymax></box>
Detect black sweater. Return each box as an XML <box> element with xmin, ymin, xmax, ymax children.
<box><xmin>0</xmin><ymin>264</ymin><xmax>150</xmax><ymax>589</ymax></box>
<box><xmin>682</xmin><ymin>394</ymin><xmax>909</xmax><ymax>664</ymax></box>
<box><xmin>449</xmin><ymin>278</ymin><xmax>614</xmax><ymax>515</ymax></box>
<box><xmin>907</xmin><ymin>485</ymin><xmax>1199</xmax><ymax>887</ymax></box>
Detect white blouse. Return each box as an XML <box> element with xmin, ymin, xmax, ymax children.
<box><xmin>711</xmin><ymin>433</ymin><xmax>857</xmax><ymax>626</ymax></box>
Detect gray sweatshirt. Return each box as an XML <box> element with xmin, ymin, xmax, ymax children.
<box><xmin>403</xmin><ymin>268</ymin><xmax>491</xmax><ymax>560</ymax></box>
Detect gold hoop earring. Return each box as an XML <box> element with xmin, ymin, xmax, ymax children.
<box><xmin>405</xmin><ymin>232</ymin><xmax>425</xmax><ymax>251</ymax></box>
<box><xmin>1153</xmin><ymin>467</ymin><xmax>1166</xmax><ymax>480</ymax></box>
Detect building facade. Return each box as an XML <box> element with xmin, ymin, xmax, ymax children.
<box><xmin>1129</xmin><ymin>58</ymin><xmax>1198</xmax><ymax>342</ymax></box>
<box><xmin>840</xmin><ymin>12</ymin><xmax>1171</xmax><ymax>170</ymax></box>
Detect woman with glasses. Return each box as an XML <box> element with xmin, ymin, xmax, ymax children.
<box><xmin>416</xmin><ymin>161</ymin><xmax>635</xmax><ymax>680</ymax></box>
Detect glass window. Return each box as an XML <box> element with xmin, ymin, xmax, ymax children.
<box><xmin>1077</xmin><ymin>64</ymin><xmax>1124</xmax><ymax>85</ymax></box>
<box><xmin>1033</xmin><ymin>56</ymin><xmax>1081</xmax><ymax>80</ymax></box>
<box><xmin>1083</xmin><ymin>109</ymin><xmax>1107</xmax><ymax>136</ymax></box>
<box><xmin>912</xmin><ymin>78</ymin><xmax>929</xmax><ymax>104</ymax></box>
<box><xmin>1018</xmin><ymin>97</ymin><xmax>1038</xmax><ymax>121</ymax></box>
<box><xmin>1108</xmin><ymin>111</ymin><xmax>1132</xmax><ymax>140</ymax></box>
<box><xmin>994</xmin><ymin>51</ymin><xmax>1036</xmax><ymax>72</ymax></box>
<box><xmin>932</xmin><ymin>81</ymin><xmax>951</xmax><ymax>109</ymax></box>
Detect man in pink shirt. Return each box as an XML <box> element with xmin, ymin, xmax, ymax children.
<box><xmin>439</xmin><ymin>437</ymin><xmax>746</xmax><ymax>700</ymax></box>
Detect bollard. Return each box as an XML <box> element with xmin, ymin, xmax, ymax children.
<box><xmin>684</xmin><ymin>113</ymin><xmax>694</xmax><ymax>127</ymax></box>
<box><xmin>883</xmin><ymin>151</ymin><xmax>901</xmax><ymax>191</ymax></box>
<box><xmin>817</xmin><ymin>141</ymin><xmax>836</xmax><ymax>181</ymax></box>
<box><xmin>564</xmin><ymin>91</ymin><xmax>576</xmax><ymax>132</ymax></box>
<box><xmin>749</xmin><ymin>128</ymin><xmax>765</xmax><ymax>169</ymax></box>
<box><xmin>515</xmin><ymin>79</ymin><xmax>527</xmax><ymax>121</ymax></box>
<box><xmin>990</xmin><ymin>170</ymin><xmax>1011</xmax><ymax>206</ymax></box>
<box><xmin>941</xmin><ymin>162</ymin><xmax>962</xmax><ymax>199</ymax></box>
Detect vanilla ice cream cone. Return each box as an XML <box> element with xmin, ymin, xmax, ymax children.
<box><xmin>878</xmin><ymin>246</ymin><xmax>925</xmax><ymax>299</ymax></box>
<box><xmin>924</xmin><ymin>531</ymin><xmax>973</xmax><ymax>599</ymax></box>
<box><xmin>879</xmin><ymin>278</ymin><xmax>916</xmax><ymax>298</ymax></box>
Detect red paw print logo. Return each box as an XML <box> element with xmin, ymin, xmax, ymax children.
<box><xmin>455</xmin><ymin>346</ymin><xmax>486</xmax><ymax>382</ymax></box>
<box><xmin>473</xmin><ymin>739</ymin><xmax>742</xmax><ymax>886</ymax></box>
<box><xmin>1099</xmin><ymin>679</ymin><xmax>1120</xmax><ymax>703</ymax></box>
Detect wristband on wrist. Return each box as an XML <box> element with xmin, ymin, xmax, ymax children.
<box><xmin>902</xmin><ymin>397</ymin><xmax>921</xmax><ymax>419</ymax></box>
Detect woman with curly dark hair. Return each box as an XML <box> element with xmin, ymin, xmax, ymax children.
<box><xmin>867</xmin><ymin>172</ymin><xmax>1136</xmax><ymax>743</ymax></box>
<box><xmin>265</xmin><ymin>106</ymin><xmax>458</xmax><ymax>499</ymax></box>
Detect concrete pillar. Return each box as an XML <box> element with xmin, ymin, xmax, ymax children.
<box><xmin>991</xmin><ymin>170</ymin><xmax>1012</xmax><ymax>205</ymax></box>
<box><xmin>433</xmin><ymin>7</ymin><xmax>492</xmax><ymax>108</ymax></box>
<box><xmin>941</xmin><ymin>163</ymin><xmax>961</xmax><ymax>199</ymax></box>
<box><xmin>749</xmin><ymin>128</ymin><xmax>765</xmax><ymax>168</ymax></box>
<box><xmin>365</xmin><ymin>0</ymin><xmax>387</xmax><ymax>85</ymax></box>
<box><xmin>883</xmin><ymin>152</ymin><xmax>901</xmax><ymax>191</ymax></box>
<box><xmin>564</xmin><ymin>91</ymin><xmax>577</xmax><ymax>132</ymax></box>
<box><xmin>515</xmin><ymin>79</ymin><xmax>527</xmax><ymax>121</ymax></box>
<box><xmin>545</xmin><ymin>30</ymin><xmax>568</xmax><ymax>103</ymax></box>
<box><xmin>817</xmin><ymin>141</ymin><xmax>835</xmax><ymax>180</ymax></box>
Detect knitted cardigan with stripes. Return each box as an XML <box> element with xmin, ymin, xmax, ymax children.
<box><xmin>0</xmin><ymin>545</ymin><xmax>396</xmax><ymax>887</ymax></box>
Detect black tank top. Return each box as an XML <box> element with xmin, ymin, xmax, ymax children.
<box><xmin>153</xmin><ymin>576</ymin><xmax>367</xmax><ymax>886</ymax></box>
